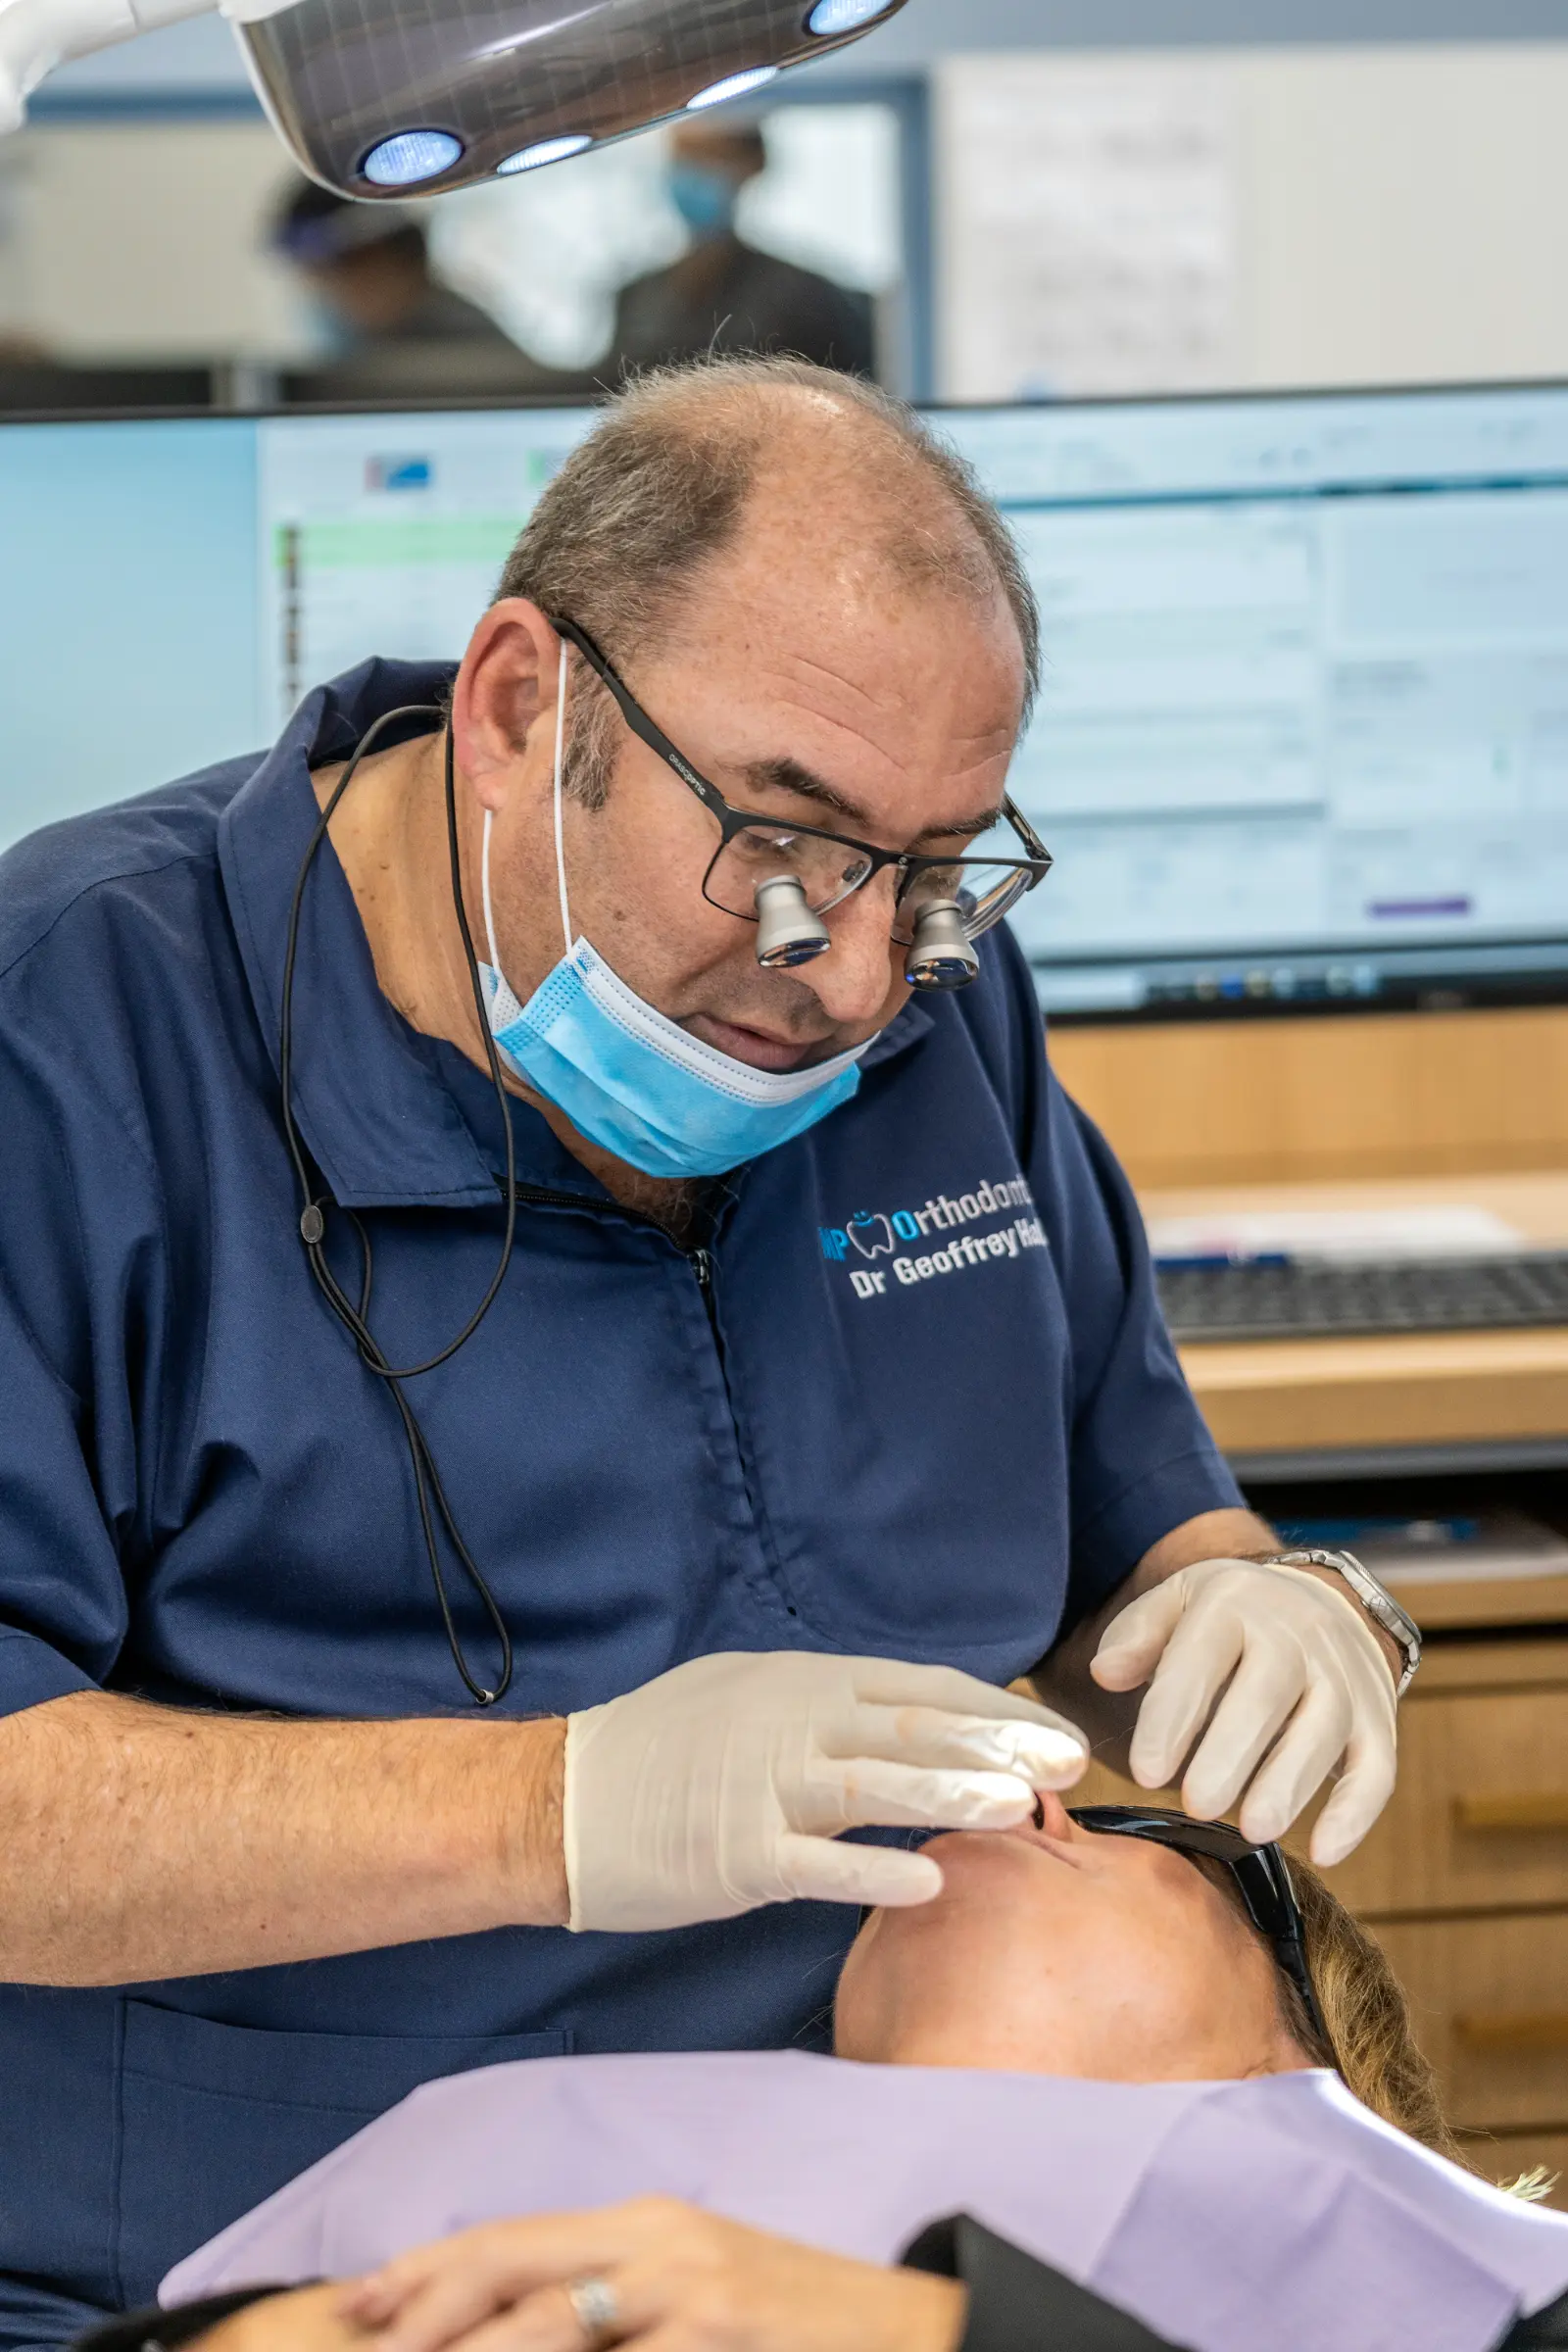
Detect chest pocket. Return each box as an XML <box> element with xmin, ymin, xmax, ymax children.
<box><xmin>114</xmin><ymin>2000</ymin><xmax>571</xmax><ymax>2308</ymax></box>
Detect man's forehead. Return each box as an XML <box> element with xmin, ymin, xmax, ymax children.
<box><xmin>636</xmin><ymin>588</ymin><xmax>1020</xmax><ymax>840</ymax></box>
<box><xmin>689</xmin><ymin>457</ymin><xmax>1024</xmax><ymax>675</ymax></box>
<box><xmin>674</xmin><ymin>542</ymin><xmax>1024</xmax><ymax>715</ymax></box>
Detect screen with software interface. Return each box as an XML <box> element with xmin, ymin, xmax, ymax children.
<box><xmin>5</xmin><ymin>383</ymin><xmax>1568</xmax><ymax>1021</ymax></box>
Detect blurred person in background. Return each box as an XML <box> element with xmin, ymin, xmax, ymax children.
<box><xmin>270</xmin><ymin>181</ymin><xmax>565</xmax><ymax>401</ymax></box>
<box><xmin>609</xmin><ymin>120</ymin><xmax>876</xmax><ymax>379</ymax></box>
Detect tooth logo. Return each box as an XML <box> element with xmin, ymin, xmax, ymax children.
<box><xmin>846</xmin><ymin>1210</ymin><xmax>895</xmax><ymax>1259</ymax></box>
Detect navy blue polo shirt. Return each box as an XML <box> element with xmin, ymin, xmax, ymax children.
<box><xmin>0</xmin><ymin>662</ymin><xmax>1241</xmax><ymax>2344</ymax></box>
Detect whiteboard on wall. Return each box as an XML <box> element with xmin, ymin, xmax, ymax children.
<box><xmin>935</xmin><ymin>43</ymin><xmax>1568</xmax><ymax>403</ymax></box>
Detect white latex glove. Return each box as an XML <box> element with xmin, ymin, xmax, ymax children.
<box><xmin>1091</xmin><ymin>1557</ymin><xmax>1397</xmax><ymax>1867</ymax></box>
<box><xmin>564</xmin><ymin>1650</ymin><xmax>1089</xmax><ymax>1932</ymax></box>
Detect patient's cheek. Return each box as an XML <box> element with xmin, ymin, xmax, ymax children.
<box><xmin>831</xmin><ymin>1924</ymin><xmax>882</xmax><ymax>2061</ymax></box>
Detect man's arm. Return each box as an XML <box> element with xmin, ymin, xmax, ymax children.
<box><xmin>0</xmin><ymin>1691</ymin><xmax>568</xmax><ymax>1985</ymax></box>
<box><xmin>0</xmin><ymin>1654</ymin><xmax>1090</xmax><ymax>1984</ymax></box>
<box><xmin>1029</xmin><ymin>1505</ymin><xmax>1276</xmax><ymax>1770</ymax></box>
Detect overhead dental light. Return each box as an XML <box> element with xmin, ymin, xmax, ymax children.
<box><xmin>361</xmin><ymin>128</ymin><xmax>465</xmax><ymax>185</ymax></box>
<box><xmin>805</xmin><ymin>0</ymin><xmax>895</xmax><ymax>33</ymax></box>
<box><xmin>0</xmin><ymin>0</ymin><xmax>910</xmax><ymax>193</ymax></box>
<box><xmin>498</xmin><ymin>131</ymin><xmax>593</xmax><ymax>172</ymax></box>
<box><xmin>685</xmin><ymin>63</ymin><xmax>777</xmax><ymax>110</ymax></box>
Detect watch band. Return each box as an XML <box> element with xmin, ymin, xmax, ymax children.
<box><xmin>1267</xmin><ymin>1546</ymin><xmax>1422</xmax><ymax>1695</ymax></box>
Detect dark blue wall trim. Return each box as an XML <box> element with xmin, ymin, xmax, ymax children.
<box><xmin>26</xmin><ymin>86</ymin><xmax>265</xmax><ymax>118</ymax></box>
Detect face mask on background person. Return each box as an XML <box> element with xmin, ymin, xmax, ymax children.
<box><xmin>478</xmin><ymin>645</ymin><xmax>869</xmax><ymax>1181</ymax></box>
<box><xmin>667</xmin><ymin>164</ymin><xmax>741</xmax><ymax>241</ymax></box>
<box><xmin>302</xmin><ymin>296</ymin><xmax>360</xmax><ymax>358</ymax></box>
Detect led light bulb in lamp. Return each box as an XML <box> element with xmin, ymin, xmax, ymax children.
<box><xmin>0</xmin><ymin>0</ymin><xmax>907</xmax><ymax>187</ymax></box>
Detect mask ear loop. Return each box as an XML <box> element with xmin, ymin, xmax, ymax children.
<box><xmin>552</xmin><ymin>635</ymin><xmax>571</xmax><ymax>956</ymax></box>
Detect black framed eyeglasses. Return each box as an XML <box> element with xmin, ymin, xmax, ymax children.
<box><xmin>1069</xmin><ymin>1804</ymin><xmax>1332</xmax><ymax>2055</ymax></box>
<box><xmin>550</xmin><ymin>614</ymin><xmax>1053</xmax><ymax>951</ymax></box>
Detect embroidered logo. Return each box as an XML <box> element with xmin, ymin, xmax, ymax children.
<box><xmin>819</xmin><ymin>1177</ymin><xmax>1047</xmax><ymax>1299</ymax></box>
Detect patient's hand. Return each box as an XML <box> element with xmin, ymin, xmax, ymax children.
<box><xmin>336</xmin><ymin>2196</ymin><xmax>964</xmax><ymax>2352</ymax></box>
<box><xmin>201</xmin><ymin>2283</ymin><xmax>375</xmax><ymax>2352</ymax></box>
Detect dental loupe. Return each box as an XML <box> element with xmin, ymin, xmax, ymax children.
<box><xmin>0</xmin><ymin>0</ymin><xmax>907</xmax><ymax>195</ymax></box>
<box><xmin>754</xmin><ymin>874</ymin><xmax>983</xmax><ymax>994</ymax></box>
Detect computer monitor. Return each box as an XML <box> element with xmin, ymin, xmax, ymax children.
<box><xmin>6</xmin><ymin>381</ymin><xmax>1568</xmax><ymax>1026</ymax></box>
<box><xmin>940</xmin><ymin>385</ymin><xmax>1568</xmax><ymax>1021</ymax></box>
<box><xmin>0</xmin><ymin>405</ymin><xmax>598</xmax><ymax>856</ymax></box>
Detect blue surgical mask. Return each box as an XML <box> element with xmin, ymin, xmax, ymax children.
<box><xmin>667</xmin><ymin>163</ymin><xmax>739</xmax><ymax>241</ymax></box>
<box><xmin>478</xmin><ymin>646</ymin><xmax>865</xmax><ymax>1180</ymax></box>
<box><xmin>303</xmin><ymin>294</ymin><xmax>361</xmax><ymax>358</ymax></box>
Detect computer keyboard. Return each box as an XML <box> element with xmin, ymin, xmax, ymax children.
<box><xmin>1156</xmin><ymin>1251</ymin><xmax>1568</xmax><ymax>1344</ymax></box>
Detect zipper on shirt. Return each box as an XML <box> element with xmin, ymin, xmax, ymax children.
<box><xmin>509</xmin><ymin>1180</ymin><xmax>717</xmax><ymax>1327</ymax></box>
<box><xmin>689</xmin><ymin>1244</ymin><xmax>715</xmax><ymax>1327</ymax></box>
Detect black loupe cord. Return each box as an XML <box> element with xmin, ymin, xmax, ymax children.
<box><xmin>278</xmin><ymin>706</ymin><xmax>517</xmax><ymax>1704</ymax></box>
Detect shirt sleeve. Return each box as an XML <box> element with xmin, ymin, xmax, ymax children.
<box><xmin>966</xmin><ymin>929</ymin><xmax>1245</xmax><ymax>1629</ymax></box>
<box><xmin>0</xmin><ymin>1018</ymin><xmax>150</xmax><ymax>1718</ymax></box>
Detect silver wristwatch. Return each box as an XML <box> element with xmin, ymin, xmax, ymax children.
<box><xmin>1268</xmin><ymin>1546</ymin><xmax>1422</xmax><ymax>1695</ymax></box>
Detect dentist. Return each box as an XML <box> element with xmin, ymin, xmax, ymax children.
<box><xmin>0</xmin><ymin>357</ymin><xmax>1408</xmax><ymax>2349</ymax></box>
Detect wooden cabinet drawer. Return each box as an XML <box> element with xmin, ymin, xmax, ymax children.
<box><xmin>1321</xmin><ymin>1686</ymin><xmax>1568</xmax><ymax>1918</ymax></box>
<box><xmin>1377</xmin><ymin>1910</ymin><xmax>1568</xmax><ymax>2130</ymax></box>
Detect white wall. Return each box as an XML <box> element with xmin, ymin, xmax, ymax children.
<box><xmin>936</xmin><ymin>43</ymin><xmax>1568</xmax><ymax>402</ymax></box>
<box><xmin>2</xmin><ymin>119</ymin><xmax>302</xmax><ymax>356</ymax></box>
<box><xmin>1238</xmin><ymin>46</ymin><xmax>1568</xmax><ymax>392</ymax></box>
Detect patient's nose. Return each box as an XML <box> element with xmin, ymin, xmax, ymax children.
<box><xmin>1032</xmin><ymin>1791</ymin><xmax>1074</xmax><ymax>1838</ymax></box>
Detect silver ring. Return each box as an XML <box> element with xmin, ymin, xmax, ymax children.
<box><xmin>565</xmin><ymin>2274</ymin><xmax>621</xmax><ymax>2348</ymax></box>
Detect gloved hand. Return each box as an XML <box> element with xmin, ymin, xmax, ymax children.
<box><xmin>564</xmin><ymin>1650</ymin><xmax>1089</xmax><ymax>1932</ymax></box>
<box><xmin>1091</xmin><ymin>1558</ymin><xmax>1397</xmax><ymax>1867</ymax></box>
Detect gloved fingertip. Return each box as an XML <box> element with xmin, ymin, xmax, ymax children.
<box><xmin>1307</xmin><ymin>1812</ymin><xmax>1366</xmax><ymax>1869</ymax></box>
<box><xmin>956</xmin><ymin>1723</ymin><xmax>1088</xmax><ymax>1785</ymax></box>
<box><xmin>1005</xmin><ymin>1733</ymin><xmax>1091</xmax><ymax>1788</ymax></box>
<box><xmin>1126</xmin><ymin>1726</ymin><xmax>1176</xmax><ymax>1788</ymax></box>
<box><xmin>864</xmin><ymin>1853</ymin><xmax>946</xmax><ymax>1907</ymax></box>
<box><xmin>956</xmin><ymin>1774</ymin><xmax>1038</xmax><ymax>1828</ymax></box>
<box><xmin>1090</xmin><ymin>1646</ymin><xmax>1145</xmax><ymax>1692</ymax></box>
<box><xmin>1032</xmin><ymin>1743</ymin><xmax>1090</xmax><ymax>1792</ymax></box>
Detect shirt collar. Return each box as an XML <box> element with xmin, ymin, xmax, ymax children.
<box><xmin>219</xmin><ymin>659</ymin><xmax>933</xmax><ymax>1211</ymax></box>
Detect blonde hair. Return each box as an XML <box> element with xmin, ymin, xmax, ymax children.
<box><xmin>1276</xmin><ymin>1859</ymin><xmax>1557</xmax><ymax>2200</ymax></box>
<box><xmin>1272</xmin><ymin>1857</ymin><xmax>1466</xmax><ymax>2164</ymax></box>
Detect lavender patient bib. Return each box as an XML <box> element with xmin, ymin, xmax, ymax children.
<box><xmin>164</xmin><ymin>2053</ymin><xmax>1568</xmax><ymax>2352</ymax></box>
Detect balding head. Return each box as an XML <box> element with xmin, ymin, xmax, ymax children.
<box><xmin>495</xmin><ymin>357</ymin><xmax>1039</xmax><ymax>806</ymax></box>
<box><xmin>457</xmin><ymin>356</ymin><xmax>1035</xmax><ymax>1082</ymax></box>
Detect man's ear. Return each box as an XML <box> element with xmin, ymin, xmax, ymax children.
<box><xmin>452</xmin><ymin>599</ymin><xmax>563</xmax><ymax>813</ymax></box>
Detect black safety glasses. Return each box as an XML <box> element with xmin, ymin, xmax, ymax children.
<box><xmin>1068</xmin><ymin>1804</ymin><xmax>1332</xmax><ymax>2054</ymax></box>
<box><xmin>550</xmin><ymin>614</ymin><xmax>1054</xmax><ymax>951</ymax></box>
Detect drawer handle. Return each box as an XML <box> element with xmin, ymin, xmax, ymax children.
<box><xmin>1453</xmin><ymin>1794</ymin><xmax>1568</xmax><ymax>1834</ymax></box>
<box><xmin>1455</xmin><ymin>2011</ymin><xmax>1568</xmax><ymax>2052</ymax></box>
